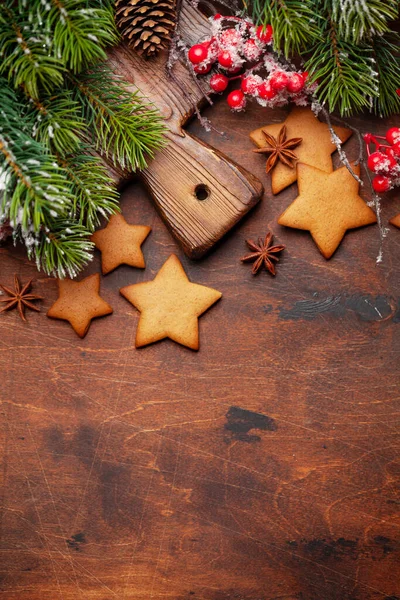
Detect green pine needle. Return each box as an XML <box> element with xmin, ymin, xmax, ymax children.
<box><xmin>248</xmin><ymin>0</ymin><xmax>320</xmax><ymax>56</ymax></box>
<box><xmin>0</xmin><ymin>3</ymin><xmax>65</xmax><ymax>100</ymax></box>
<box><xmin>32</xmin><ymin>220</ymin><xmax>94</xmax><ymax>279</ymax></box>
<box><xmin>372</xmin><ymin>33</ymin><xmax>400</xmax><ymax>117</ymax></box>
<box><xmin>27</xmin><ymin>92</ymin><xmax>84</xmax><ymax>156</ymax></box>
<box><xmin>71</xmin><ymin>66</ymin><xmax>167</xmax><ymax>172</ymax></box>
<box><xmin>59</xmin><ymin>150</ymin><xmax>120</xmax><ymax>231</ymax></box>
<box><xmin>304</xmin><ymin>36</ymin><xmax>378</xmax><ymax>115</ymax></box>
<box><xmin>0</xmin><ymin>83</ymin><xmax>73</xmax><ymax>233</ymax></box>
<box><xmin>328</xmin><ymin>0</ymin><xmax>398</xmax><ymax>43</ymax></box>
<box><xmin>44</xmin><ymin>0</ymin><xmax>118</xmax><ymax>73</ymax></box>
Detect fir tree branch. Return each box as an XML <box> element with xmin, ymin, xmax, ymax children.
<box><xmin>43</xmin><ymin>0</ymin><xmax>118</xmax><ymax>73</ymax></box>
<box><xmin>248</xmin><ymin>0</ymin><xmax>320</xmax><ymax>57</ymax></box>
<box><xmin>0</xmin><ymin>3</ymin><xmax>65</xmax><ymax>99</ymax></box>
<box><xmin>304</xmin><ymin>16</ymin><xmax>378</xmax><ymax>115</ymax></box>
<box><xmin>0</xmin><ymin>83</ymin><xmax>73</xmax><ymax>233</ymax></box>
<box><xmin>0</xmin><ymin>137</ymin><xmax>73</xmax><ymax>233</ymax></box>
<box><xmin>328</xmin><ymin>0</ymin><xmax>398</xmax><ymax>43</ymax></box>
<box><xmin>31</xmin><ymin>220</ymin><xmax>94</xmax><ymax>279</ymax></box>
<box><xmin>70</xmin><ymin>65</ymin><xmax>167</xmax><ymax>171</ymax></box>
<box><xmin>25</xmin><ymin>91</ymin><xmax>84</xmax><ymax>156</ymax></box>
<box><xmin>57</xmin><ymin>150</ymin><xmax>119</xmax><ymax>231</ymax></box>
<box><xmin>372</xmin><ymin>33</ymin><xmax>400</xmax><ymax>118</ymax></box>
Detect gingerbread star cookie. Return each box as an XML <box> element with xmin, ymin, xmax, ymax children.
<box><xmin>278</xmin><ymin>163</ymin><xmax>377</xmax><ymax>259</ymax></box>
<box><xmin>47</xmin><ymin>273</ymin><xmax>113</xmax><ymax>338</ymax></box>
<box><xmin>120</xmin><ymin>254</ymin><xmax>222</xmax><ymax>350</ymax></box>
<box><xmin>91</xmin><ymin>213</ymin><xmax>151</xmax><ymax>275</ymax></box>
<box><xmin>250</xmin><ymin>106</ymin><xmax>352</xmax><ymax>194</ymax></box>
<box><xmin>389</xmin><ymin>214</ymin><xmax>400</xmax><ymax>229</ymax></box>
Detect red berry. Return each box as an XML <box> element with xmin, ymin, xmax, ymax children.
<box><xmin>206</xmin><ymin>38</ymin><xmax>219</xmax><ymax>61</ymax></box>
<box><xmin>372</xmin><ymin>175</ymin><xmax>391</xmax><ymax>193</ymax></box>
<box><xmin>269</xmin><ymin>71</ymin><xmax>289</xmax><ymax>91</ymax></box>
<box><xmin>287</xmin><ymin>73</ymin><xmax>304</xmax><ymax>94</ymax></box>
<box><xmin>363</xmin><ymin>132</ymin><xmax>376</xmax><ymax>144</ymax></box>
<box><xmin>242</xmin><ymin>39</ymin><xmax>262</xmax><ymax>61</ymax></box>
<box><xmin>396</xmin><ymin>88</ymin><xmax>400</xmax><ymax>97</ymax></box>
<box><xmin>241</xmin><ymin>75</ymin><xmax>259</xmax><ymax>95</ymax></box>
<box><xmin>210</xmin><ymin>73</ymin><xmax>229</xmax><ymax>93</ymax></box>
<box><xmin>218</xmin><ymin>50</ymin><xmax>234</xmax><ymax>68</ymax></box>
<box><xmin>386</xmin><ymin>127</ymin><xmax>400</xmax><ymax>145</ymax></box>
<box><xmin>214</xmin><ymin>13</ymin><xmax>222</xmax><ymax>20</ymax></box>
<box><xmin>367</xmin><ymin>151</ymin><xmax>388</xmax><ymax>173</ymax></box>
<box><xmin>226</xmin><ymin>65</ymin><xmax>243</xmax><ymax>74</ymax></box>
<box><xmin>302</xmin><ymin>71</ymin><xmax>309</xmax><ymax>81</ymax></box>
<box><xmin>368</xmin><ymin>150</ymin><xmax>397</xmax><ymax>174</ymax></box>
<box><xmin>391</xmin><ymin>141</ymin><xmax>400</xmax><ymax>157</ymax></box>
<box><xmin>219</xmin><ymin>28</ymin><xmax>242</xmax><ymax>48</ymax></box>
<box><xmin>194</xmin><ymin>63</ymin><xmax>212</xmax><ymax>74</ymax></box>
<box><xmin>188</xmin><ymin>44</ymin><xmax>208</xmax><ymax>64</ymax></box>
<box><xmin>258</xmin><ymin>80</ymin><xmax>277</xmax><ymax>100</ymax></box>
<box><xmin>227</xmin><ymin>89</ymin><xmax>246</xmax><ymax>110</ymax></box>
<box><xmin>384</xmin><ymin>148</ymin><xmax>399</xmax><ymax>172</ymax></box>
<box><xmin>256</xmin><ymin>24</ymin><xmax>273</xmax><ymax>44</ymax></box>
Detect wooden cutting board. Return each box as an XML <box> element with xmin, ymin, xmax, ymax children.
<box><xmin>106</xmin><ymin>0</ymin><xmax>263</xmax><ymax>259</ymax></box>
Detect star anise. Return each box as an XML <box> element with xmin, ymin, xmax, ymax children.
<box><xmin>0</xmin><ymin>275</ymin><xmax>43</xmax><ymax>321</ymax></box>
<box><xmin>241</xmin><ymin>233</ymin><xmax>285</xmax><ymax>276</ymax></box>
<box><xmin>253</xmin><ymin>125</ymin><xmax>302</xmax><ymax>173</ymax></box>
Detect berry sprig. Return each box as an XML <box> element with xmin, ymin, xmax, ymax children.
<box><xmin>187</xmin><ymin>15</ymin><xmax>313</xmax><ymax>112</ymax></box>
<box><xmin>364</xmin><ymin>127</ymin><xmax>400</xmax><ymax>192</ymax></box>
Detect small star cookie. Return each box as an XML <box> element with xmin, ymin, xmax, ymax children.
<box><xmin>120</xmin><ymin>254</ymin><xmax>222</xmax><ymax>350</ymax></box>
<box><xmin>47</xmin><ymin>273</ymin><xmax>113</xmax><ymax>338</ymax></box>
<box><xmin>91</xmin><ymin>213</ymin><xmax>151</xmax><ymax>275</ymax></box>
<box><xmin>278</xmin><ymin>163</ymin><xmax>377</xmax><ymax>259</ymax></box>
<box><xmin>250</xmin><ymin>106</ymin><xmax>352</xmax><ymax>194</ymax></box>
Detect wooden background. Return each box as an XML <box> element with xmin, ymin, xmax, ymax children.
<box><xmin>1</xmin><ymin>95</ymin><xmax>400</xmax><ymax>600</ymax></box>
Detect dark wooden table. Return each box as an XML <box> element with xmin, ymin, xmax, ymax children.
<box><xmin>1</xmin><ymin>97</ymin><xmax>400</xmax><ymax>600</ymax></box>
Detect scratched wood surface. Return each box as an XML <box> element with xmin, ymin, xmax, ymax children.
<box><xmin>1</xmin><ymin>97</ymin><xmax>400</xmax><ymax>600</ymax></box>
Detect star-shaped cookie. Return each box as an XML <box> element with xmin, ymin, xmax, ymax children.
<box><xmin>91</xmin><ymin>213</ymin><xmax>151</xmax><ymax>275</ymax></box>
<box><xmin>390</xmin><ymin>214</ymin><xmax>400</xmax><ymax>229</ymax></box>
<box><xmin>120</xmin><ymin>254</ymin><xmax>222</xmax><ymax>350</ymax></box>
<box><xmin>278</xmin><ymin>163</ymin><xmax>377</xmax><ymax>258</ymax></box>
<box><xmin>47</xmin><ymin>273</ymin><xmax>113</xmax><ymax>338</ymax></box>
<box><xmin>250</xmin><ymin>106</ymin><xmax>352</xmax><ymax>194</ymax></box>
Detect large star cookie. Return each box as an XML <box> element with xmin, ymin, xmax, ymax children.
<box><xmin>91</xmin><ymin>213</ymin><xmax>151</xmax><ymax>275</ymax></box>
<box><xmin>120</xmin><ymin>254</ymin><xmax>222</xmax><ymax>350</ymax></box>
<box><xmin>250</xmin><ymin>107</ymin><xmax>352</xmax><ymax>194</ymax></box>
<box><xmin>47</xmin><ymin>273</ymin><xmax>113</xmax><ymax>338</ymax></box>
<box><xmin>278</xmin><ymin>163</ymin><xmax>377</xmax><ymax>258</ymax></box>
<box><xmin>390</xmin><ymin>214</ymin><xmax>400</xmax><ymax>229</ymax></box>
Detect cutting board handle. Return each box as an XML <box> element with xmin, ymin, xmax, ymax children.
<box><xmin>141</xmin><ymin>130</ymin><xmax>263</xmax><ymax>259</ymax></box>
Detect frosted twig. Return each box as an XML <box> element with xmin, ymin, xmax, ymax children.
<box><xmin>363</xmin><ymin>164</ymin><xmax>388</xmax><ymax>264</ymax></box>
<box><xmin>166</xmin><ymin>0</ymin><xmax>183</xmax><ymax>73</ymax></box>
<box><xmin>312</xmin><ymin>100</ymin><xmax>387</xmax><ymax>264</ymax></box>
<box><xmin>314</xmin><ymin>102</ymin><xmax>362</xmax><ymax>184</ymax></box>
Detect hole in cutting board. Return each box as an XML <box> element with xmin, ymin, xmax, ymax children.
<box><xmin>194</xmin><ymin>184</ymin><xmax>210</xmax><ymax>201</ymax></box>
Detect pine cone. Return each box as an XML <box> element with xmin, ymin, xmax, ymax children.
<box><xmin>115</xmin><ymin>0</ymin><xmax>176</xmax><ymax>58</ymax></box>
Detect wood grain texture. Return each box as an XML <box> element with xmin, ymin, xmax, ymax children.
<box><xmin>105</xmin><ymin>1</ymin><xmax>263</xmax><ymax>258</ymax></box>
<box><xmin>1</xmin><ymin>99</ymin><xmax>400</xmax><ymax>600</ymax></box>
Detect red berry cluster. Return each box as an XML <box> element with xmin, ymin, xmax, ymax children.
<box><xmin>364</xmin><ymin>127</ymin><xmax>400</xmax><ymax>193</ymax></box>
<box><xmin>188</xmin><ymin>15</ymin><xmax>312</xmax><ymax>111</ymax></box>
